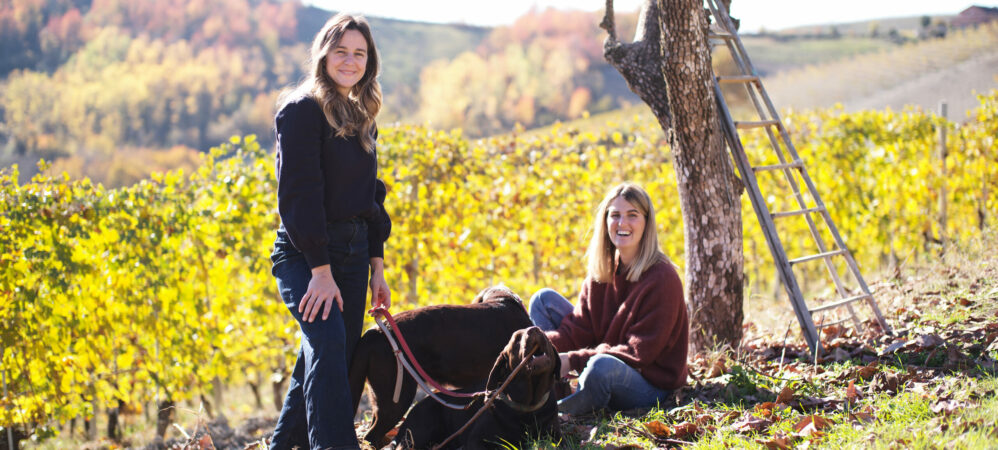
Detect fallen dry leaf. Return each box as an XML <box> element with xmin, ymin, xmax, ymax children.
<box><xmin>719</xmin><ymin>410</ymin><xmax>741</xmax><ymax>423</ymax></box>
<box><xmin>694</xmin><ymin>413</ymin><xmax>713</xmax><ymax>425</ymax></box>
<box><xmin>776</xmin><ymin>385</ymin><xmax>795</xmax><ymax>405</ymax></box>
<box><xmin>732</xmin><ymin>415</ymin><xmax>773</xmax><ymax>433</ymax></box>
<box><xmin>197</xmin><ymin>434</ymin><xmax>215</xmax><ymax>450</ymax></box>
<box><xmin>846</xmin><ymin>380</ymin><xmax>861</xmax><ymax>402</ymax></box>
<box><xmin>794</xmin><ymin>415</ymin><xmax>834</xmax><ymax>435</ymax></box>
<box><xmin>643</xmin><ymin>420</ymin><xmax>673</xmax><ymax>437</ymax></box>
<box><xmin>869</xmin><ymin>371</ymin><xmax>901</xmax><ymax>394</ymax></box>
<box><xmin>755</xmin><ymin>402</ymin><xmax>777</xmax><ymax>413</ymax></box>
<box><xmin>707</xmin><ymin>358</ymin><xmax>727</xmax><ymax>378</ymax></box>
<box><xmin>914</xmin><ymin>333</ymin><xmax>945</xmax><ymax>349</ymax></box>
<box><xmin>930</xmin><ymin>400</ymin><xmax>966</xmax><ymax>415</ymax></box>
<box><xmin>826</xmin><ymin>347</ymin><xmax>851</xmax><ymax>363</ymax></box>
<box><xmin>755</xmin><ymin>434</ymin><xmax>793</xmax><ymax>449</ymax></box>
<box><xmin>929</xmin><ymin>416</ymin><xmax>950</xmax><ymax>433</ymax></box>
<box><xmin>856</xmin><ymin>362</ymin><xmax>879</xmax><ymax>381</ymax></box>
<box><xmin>849</xmin><ymin>412</ymin><xmax>875</xmax><ymax>425</ymax></box>
<box><xmin>672</xmin><ymin>422</ymin><xmax>700</xmax><ymax>440</ymax></box>
<box><xmin>879</xmin><ymin>341</ymin><xmax>905</xmax><ymax>356</ymax></box>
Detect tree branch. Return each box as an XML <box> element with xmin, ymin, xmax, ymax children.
<box><xmin>600</xmin><ymin>0</ymin><xmax>616</xmax><ymax>42</ymax></box>
<box><xmin>600</xmin><ymin>0</ymin><xmax>672</xmax><ymax>130</ymax></box>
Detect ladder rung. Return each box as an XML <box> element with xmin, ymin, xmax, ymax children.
<box><xmin>809</xmin><ymin>294</ymin><xmax>872</xmax><ymax>314</ymax></box>
<box><xmin>789</xmin><ymin>249</ymin><xmax>847</xmax><ymax>265</ymax></box>
<box><xmin>770</xmin><ymin>206</ymin><xmax>825</xmax><ymax>218</ymax></box>
<box><xmin>752</xmin><ymin>160</ymin><xmax>803</xmax><ymax>172</ymax></box>
<box><xmin>709</xmin><ymin>31</ymin><xmax>734</xmax><ymax>40</ymax></box>
<box><xmin>717</xmin><ymin>75</ymin><xmax>759</xmax><ymax>84</ymax></box>
<box><xmin>815</xmin><ymin>316</ymin><xmax>853</xmax><ymax>329</ymax></box>
<box><xmin>735</xmin><ymin>119</ymin><xmax>780</xmax><ymax>129</ymax></box>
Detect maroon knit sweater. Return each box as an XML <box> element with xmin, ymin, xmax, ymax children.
<box><xmin>547</xmin><ymin>259</ymin><xmax>689</xmax><ymax>390</ymax></box>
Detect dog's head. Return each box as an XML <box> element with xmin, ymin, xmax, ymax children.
<box><xmin>472</xmin><ymin>284</ymin><xmax>524</xmax><ymax>307</ymax></box>
<box><xmin>485</xmin><ymin>326</ymin><xmax>560</xmax><ymax>412</ymax></box>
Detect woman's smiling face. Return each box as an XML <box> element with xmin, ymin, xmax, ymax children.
<box><xmin>606</xmin><ymin>196</ymin><xmax>646</xmax><ymax>264</ymax></box>
<box><xmin>326</xmin><ymin>29</ymin><xmax>368</xmax><ymax>95</ymax></box>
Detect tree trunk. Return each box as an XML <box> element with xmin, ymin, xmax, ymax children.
<box><xmin>272</xmin><ymin>373</ymin><xmax>288</xmax><ymax>413</ymax></box>
<box><xmin>107</xmin><ymin>400</ymin><xmax>122</xmax><ymax>442</ymax></box>
<box><xmin>156</xmin><ymin>399</ymin><xmax>174</xmax><ymax>439</ymax></box>
<box><xmin>602</xmin><ymin>0</ymin><xmax>744</xmax><ymax>352</ymax></box>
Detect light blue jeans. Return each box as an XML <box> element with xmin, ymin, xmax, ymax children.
<box><xmin>529</xmin><ymin>288</ymin><xmax>671</xmax><ymax>415</ymax></box>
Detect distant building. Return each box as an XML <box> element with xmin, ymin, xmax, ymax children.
<box><xmin>952</xmin><ymin>5</ymin><xmax>998</xmax><ymax>28</ymax></box>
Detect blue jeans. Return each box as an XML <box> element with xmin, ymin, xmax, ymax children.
<box><xmin>529</xmin><ymin>288</ymin><xmax>670</xmax><ymax>415</ymax></box>
<box><xmin>269</xmin><ymin>220</ymin><xmax>369</xmax><ymax>450</ymax></box>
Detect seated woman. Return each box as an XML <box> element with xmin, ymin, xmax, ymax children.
<box><xmin>529</xmin><ymin>182</ymin><xmax>688</xmax><ymax>415</ymax></box>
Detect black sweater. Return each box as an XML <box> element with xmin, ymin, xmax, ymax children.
<box><xmin>275</xmin><ymin>95</ymin><xmax>391</xmax><ymax>268</ymax></box>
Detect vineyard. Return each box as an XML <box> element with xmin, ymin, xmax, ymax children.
<box><xmin>1</xmin><ymin>91</ymin><xmax>997</xmax><ymax>444</ymax></box>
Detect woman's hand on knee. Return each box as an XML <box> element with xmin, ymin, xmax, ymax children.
<box><xmin>300</xmin><ymin>264</ymin><xmax>343</xmax><ymax>322</ymax></box>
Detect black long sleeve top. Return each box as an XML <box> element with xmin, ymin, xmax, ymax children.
<box><xmin>275</xmin><ymin>95</ymin><xmax>391</xmax><ymax>269</ymax></box>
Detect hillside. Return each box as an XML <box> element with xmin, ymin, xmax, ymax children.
<box><xmin>775</xmin><ymin>14</ymin><xmax>955</xmax><ymax>37</ymax></box>
<box><xmin>761</xmin><ymin>22</ymin><xmax>998</xmax><ymax>116</ymax></box>
<box><xmin>1</xmin><ymin>1</ymin><xmax>991</xmax><ymax>187</ymax></box>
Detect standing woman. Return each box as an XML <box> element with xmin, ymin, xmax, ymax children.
<box><xmin>529</xmin><ymin>182</ymin><xmax>688</xmax><ymax>415</ymax></box>
<box><xmin>269</xmin><ymin>13</ymin><xmax>391</xmax><ymax>450</ymax></box>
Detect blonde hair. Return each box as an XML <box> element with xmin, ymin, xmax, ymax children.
<box><xmin>278</xmin><ymin>13</ymin><xmax>382</xmax><ymax>152</ymax></box>
<box><xmin>585</xmin><ymin>182</ymin><xmax>668</xmax><ymax>282</ymax></box>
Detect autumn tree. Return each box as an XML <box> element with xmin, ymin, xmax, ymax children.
<box><xmin>601</xmin><ymin>0</ymin><xmax>744</xmax><ymax>351</ymax></box>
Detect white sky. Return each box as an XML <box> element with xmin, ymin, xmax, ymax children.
<box><xmin>305</xmin><ymin>1</ymin><xmax>987</xmax><ymax>33</ymax></box>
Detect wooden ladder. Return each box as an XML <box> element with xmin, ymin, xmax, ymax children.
<box><xmin>703</xmin><ymin>0</ymin><xmax>892</xmax><ymax>354</ymax></box>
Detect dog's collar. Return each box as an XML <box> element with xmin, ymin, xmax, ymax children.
<box><xmin>498</xmin><ymin>392</ymin><xmax>550</xmax><ymax>413</ymax></box>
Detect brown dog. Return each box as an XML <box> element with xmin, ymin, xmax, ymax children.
<box><xmin>393</xmin><ymin>326</ymin><xmax>561</xmax><ymax>449</ymax></box>
<box><xmin>349</xmin><ymin>286</ymin><xmax>533</xmax><ymax>447</ymax></box>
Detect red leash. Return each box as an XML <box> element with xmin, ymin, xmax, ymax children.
<box><xmin>369</xmin><ymin>306</ymin><xmax>475</xmax><ymax>398</ymax></box>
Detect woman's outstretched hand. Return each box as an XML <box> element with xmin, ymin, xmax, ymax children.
<box><xmin>300</xmin><ymin>264</ymin><xmax>342</xmax><ymax>322</ymax></box>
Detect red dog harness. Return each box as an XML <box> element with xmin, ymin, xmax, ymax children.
<box><xmin>369</xmin><ymin>306</ymin><xmax>477</xmax><ymax>409</ymax></box>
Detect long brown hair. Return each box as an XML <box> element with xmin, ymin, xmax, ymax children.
<box><xmin>585</xmin><ymin>182</ymin><xmax>668</xmax><ymax>282</ymax></box>
<box><xmin>278</xmin><ymin>13</ymin><xmax>382</xmax><ymax>152</ymax></box>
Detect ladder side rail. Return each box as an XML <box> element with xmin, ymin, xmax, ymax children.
<box><xmin>713</xmin><ymin>81</ymin><xmax>822</xmax><ymax>353</ymax></box>
<box><xmin>713</xmin><ymin>24</ymin><xmax>863</xmax><ymax>329</ymax></box>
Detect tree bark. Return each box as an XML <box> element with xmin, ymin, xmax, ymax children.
<box><xmin>601</xmin><ymin>0</ymin><xmax>744</xmax><ymax>352</ymax></box>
